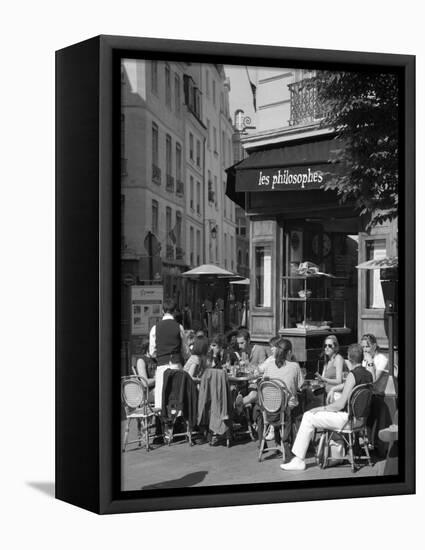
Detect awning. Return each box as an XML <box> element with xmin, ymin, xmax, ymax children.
<box><xmin>226</xmin><ymin>137</ymin><xmax>342</xmax><ymax>207</ymax></box>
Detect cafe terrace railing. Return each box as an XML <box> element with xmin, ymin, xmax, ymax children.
<box><xmin>288</xmin><ymin>77</ymin><xmax>326</xmax><ymax>127</ymax></box>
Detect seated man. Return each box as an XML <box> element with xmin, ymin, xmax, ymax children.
<box><xmin>281</xmin><ymin>343</ymin><xmax>372</xmax><ymax>471</ymax></box>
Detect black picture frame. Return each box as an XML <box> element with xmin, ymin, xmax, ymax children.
<box><xmin>56</xmin><ymin>35</ymin><xmax>415</xmax><ymax>514</ymax></box>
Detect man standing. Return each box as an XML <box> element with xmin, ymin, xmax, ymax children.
<box><xmin>149</xmin><ymin>298</ymin><xmax>188</xmax><ymax>409</ymax></box>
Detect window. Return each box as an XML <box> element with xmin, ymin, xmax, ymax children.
<box><xmin>255</xmin><ymin>245</ymin><xmax>272</xmax><ymax>308</ymax></box>
<box><xmin>166</xmin><ymin>134</ymin><xmax>173</xmax><ymax>191</ymax></box>
<box><xmin>166</xmin><ymin>135</ymin><xmax>172</xmax><ymax>175</ymax></box>
<box><xmin>366</xmin><ymin>239</ymin><xmax>386</xmax><ymax>308</ymax></box>
<box><xmin>174</xmin><ymin>73</ymin><xmax>181</xmax><ymax>114</ymax></box>
<box><xmin>238</xmin><ymin>249</ymin><xmax>242</xmax><ymax>266</ymax></box>
<box><xmin>230</xmin><ymin>236</ymin><xmax>234</xmax><ymax>270</ymax></box>
<box><xmin>151</xmin><ymin>200</ymin><xmax>158</xmax><ymax>235</ymax></box>
<box><xmin>212</xmin><ymin>79</ymin><xmax>216</xmax><ymax>106</ymax></box>
<box><xmin>196</xmin><ymin>181</ymin><xmax>201</xmax><ymax>214</ymax></box>
<box><xmin>206</xmin><ymin>119</ymin><xmax>211</xmax><ymax>149</ymax></box>
<box><xmin>196</xmin><ymin>140</ymin><xmax>201</xmax><ymax>167</ymax></box>
<box><xmin>196</xmin><ymin>229</ymin><xmax>201</xmax><ymax>265</ymax></box>
<box><xmin>224</xmin><ymin>234</ymin><xmax>227</xmax><ymax>268</ymax></box>
<box><xmin>190</xmin><ymin>226</ymin><xmax>194</xmax><ymax>266</ymax></box>
<box><xmin>166</xmin><ymin>207</ymin><xmax>173</xmax><ymax>260</ymax></box>
<box><xmin>176</xmin><ymin>143</ymin><xmax>182</xmax><ymax>183</ymax></box>
<box><xmin>190</xmin><ymin>176</ymin><xmax>194</xmax><ymax>210</ymax></box>
<box><xmin>189</xmin><ymin>133</ymin><xmax>194</xmax><ymax>161</ymax></box>
<box><xmin>206</xmin><ymin>69</ymin><xmax>210</xmax><ymax>98</ymax></box>
<box><xmin>214</xmin><ymin>175</ymin><xmax>218</xmax><ymax>206</ymax></box>
<box><xmin>246</xmin><ymin>251</ymin><xmax>249</xmax><ymax>267</ymax></box>
<box><xmin>152</xmin><ymin>122</ymin><xmax>160</xmax><ymax>183</ymax></box>
<box><xmin>151</xmin><ymin>61</ymin><xmax>158</xmax><ymax>94</ymax></box>
<box><xmin>183</xmin><ymin>74</ymin><xmax>201</xmax><ymax>118</ymax></box>
<box><xmin>152</xmin><ymin>123</ymin><xmax>158</xmax><ymax>165</ymax></box>
<box><xmin>208</xmin><ymin>170</ymin><xmax>214</xmax><ymax>203</ymax></box>
<box><xmin>213</xmin><ymin>126</ymin><xmax>217</xmax><ymax>153</ymax></box>
<box><xmin>175</xmin><ymin>211</ymin><xmax>182</xmax><ymax>248</ymax></box>
<box><xmin>222</xmin><ymin>131</ymin><xmax>225</xmax><ymax>165</ymax></box>
<box><xmin>165</xmin><ymin>64</ymin><xmax>171</xmax><ymax>107</ymax></box>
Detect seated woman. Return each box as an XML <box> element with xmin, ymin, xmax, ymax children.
<box><xmin>256</xmin><ymin>339</ymin><xmax>304</xmax><ymax>440</ymax></box>
<box><xmin>281</xmin><ymin>343</ymin><xmax>372</xmax><ymax>471</ymax></box>
<box><xmin>206</xmin><ymin>334</ymin><xmax>227</xmax><ymax>369</ymax></box>
<box><xmin>235</xmin><ymin>336</ymin><xmax>291</xmax><ymax>411</ymax></box>
<box><xmin>361</xmin><ymin>333</ymin><xmax>389</xmax><ymax>394</ymax></box>
<box><xmin>315</xmin><ymin>335</ymin><xmax>345</xmax><ymax>394</ymax></box>
<box><xmin>183</xmin><ymin>335</ymin><xmax>209</xmax><ymax>379</ymax></box>
<box><xmin>133</xmin><ymin>340</ymin><xmax>156</xmax><ymax>389</ymax></box>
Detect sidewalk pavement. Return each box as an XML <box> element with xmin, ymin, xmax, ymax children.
<box><xmin>121</xmin><ymin>420</ymin><xmax>392</xmax><ymax>492</ymax></box>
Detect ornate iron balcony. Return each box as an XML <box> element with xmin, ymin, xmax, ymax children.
<box><xmin>208</xmin><ymin>189</ymin><xmax>215</xmax><ymax>203</ymax></box>
<box><xmin>166</xmin><ymin>174</ymin><xmax>175</xmax><ymax>192</ymax></box>
<box><xmin>288</xmin><ymin>77</ymin><xmax>326</xmax><ymax>127</ymax></box>
<box><xmin>152</xmin><ymin>164</ymin><xmax>161</xmax><ymax>184</ymax></box>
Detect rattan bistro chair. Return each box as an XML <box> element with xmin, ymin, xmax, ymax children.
<box><xmin>257</xmin><ymin>379</ymin><xmax>291</xmax><ymax>463</ymax></box>
<box><xmin>121</xmin><ymin>375</ymin><xmax>156</xmax><ymax>452</ymax></box>
<box><xmin>316</xmin><ymin>383</ymin><xmax>373</xmax><ymax>472</ymax></box>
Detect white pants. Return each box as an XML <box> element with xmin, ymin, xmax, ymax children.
<box><xmin>154</xmin><ymin>363</ymin><xmax>181</xmax><ymax>409</ymax></box>
<box><xmin>292</xmin><ymin>410</ymin><xmax>349</xmax><ymax>460</ymax></box>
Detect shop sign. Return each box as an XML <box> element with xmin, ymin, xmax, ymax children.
<box><xmin>235</xmin><ymin>164</ymin><xmax>333</xmax><ymax>192</ymax></box>
<box><xmin>131</xmin><ymin>285</ymin><xmax>163</xmax><ymax>336</ymax></box>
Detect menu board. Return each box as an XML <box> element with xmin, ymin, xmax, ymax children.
<box><xmin>131</xmin><ymin>285</ymin><xmax>163</xmax><ymax>336</ymax></box>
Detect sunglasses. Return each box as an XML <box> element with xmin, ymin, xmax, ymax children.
<box><xmin>324</xmin><ymin>343</ymin><xmax>335</xmax><ymax>349</ymax></box>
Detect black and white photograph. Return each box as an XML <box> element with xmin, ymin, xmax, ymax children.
<box><xmin>119</xmin><ymin>58</ymin><xmax>401</xmax><ymax>491</ymax></box>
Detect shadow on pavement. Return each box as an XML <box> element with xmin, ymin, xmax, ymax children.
<box><xmin>26</xmin><ymin>481</ymin><xmax>55</xmax><ymax>498</ymax></box>
<box><xmin>141</xmin><ymin>470</ymin><xmax>208</xmax><ymax>490</ymax></box>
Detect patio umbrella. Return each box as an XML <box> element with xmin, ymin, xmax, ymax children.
<box><xmin>356</xmin><ymin>256</ymin><xmax>398</xmax><ymax>270</ymax></box>
<box><xmin>229</xmin><ymin>278</ymin><xmax>250</xmax><ymax>285</ymax></box>
<box><xmin>181</xmin><ymin>264</ymin><xmax>241</xmax><ymax>279</ymax></box>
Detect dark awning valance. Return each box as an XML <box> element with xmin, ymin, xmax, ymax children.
<box><xmin>227</xmin><ymin>137</ymin><xmax>342</xmax><ymax>198</ymax></box>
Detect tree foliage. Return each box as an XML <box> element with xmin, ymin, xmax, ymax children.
<box><xmin>316</xmin><ymin>70</ymin><xmax>399</xmax><ymax>227</ymax></box>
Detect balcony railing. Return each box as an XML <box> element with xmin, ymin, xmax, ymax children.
<box><xmin>152</xmin><ymin>164</ymin><xmax>161</xmax><ymax>184</ymax></box>
<box><xmin>288</xmin><ymin>77</ymin><xmax>326</xmax><ymax>127</ymax></box>
<box><xmin>166</xmin><ymin>244</ymin><xmax>174</xmax><ymax>260</ymax></box>
<box><xmin>176</xmin><ymin>180</ymin><xmax>184</xmax><ymax>196</ymax></box>
<box><xmin>166</xmin><ymin>174</ymin><xmax>175</xmax><ymax>192</ymax></box>
<box><xmin>208</xmin><ymin>189</ymin><xmax>215</xmax><ymax>203</ymax></box>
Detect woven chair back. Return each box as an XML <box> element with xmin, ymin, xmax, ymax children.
<box><xmin>121</xmin><ymin>376</ymin><xmax>147</xmax><ymax>409</ymax></box>
<box><xmin>258</xmin><ymin>379</ymin><xmax>289</xmax><ymax>414</ymax></box>
<box><xmin>348</xmin><ymin>383</ymin><xmax>373</xmax><ymax>423</ymax></box>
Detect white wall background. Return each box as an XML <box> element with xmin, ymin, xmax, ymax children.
<box><xmin>1</xmin><ymin>0</ymin><xmax>422</xmax><ymax>547</ymax></box>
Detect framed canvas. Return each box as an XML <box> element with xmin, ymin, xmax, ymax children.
<box><xmin>56</xmin><ymin>35</ymin><xmax>415</xmax><ymax>514</ymax></box>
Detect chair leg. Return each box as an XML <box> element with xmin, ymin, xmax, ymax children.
<box><xmin>362</xmin><ymin>430</ymin><xmax>372</xmax><ymax>466</ymax></box>
<box><xmin>122</xmin><ymin>418</ymin><xmax>131</xmax><ymax>452</ymax></box>
<box><xmin>187</xmin><ymin>421</ymin><xmax>193</xmax><ymax>446</ymax></box>
<box><xmin>348</xmin><ymin>432</ymin><xmax>356</xmax><ymax>472</ymax></box>
<box><xmin>280</xmin><ymin>423</ymin><xmax>285</xmax><ymax>463</ymax></box>
<box><xmin>258</xmin><ymin>413</ymin><xmax>267</xmax><ymax>462</ymax></box>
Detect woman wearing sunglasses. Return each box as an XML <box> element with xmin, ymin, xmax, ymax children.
<box><xmin>315</xmin><ymin>335</ymin><xmax>345</xmax><ymax>394</ymax></box>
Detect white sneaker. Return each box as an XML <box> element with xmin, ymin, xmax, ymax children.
<box><xmin>280</xmin><ymin>457</ymin><xmax>306</xmax><ymax>471</ymax></box>
<box><xmin>265</xmin><ymin>425</ymin><xmax>275</xmax><ymax>441</ymax></box>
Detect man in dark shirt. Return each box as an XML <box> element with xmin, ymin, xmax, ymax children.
<box><xmin>281</xmin><ymin>343</ymin><xmax>372</xmax><ymax>471</ymax></box>
<box><xmin>149</xmin><ymin>298</ymin><xmax>188</xmax><ymax>409</ymax></box>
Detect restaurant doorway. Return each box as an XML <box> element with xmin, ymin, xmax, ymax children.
<box><xmin>278</xmin><ymin>218</ymin><xmax>359</xmax><ymax>373</ymax></box>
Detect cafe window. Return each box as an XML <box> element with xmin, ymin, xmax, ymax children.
<box><xmin>254</xmin><ymin>245</ymin><xmax>272</xmax><ymax>308</ymax></box>
<box><xmin>366</xmin><ymin>238</ymin><xmax>386</xmax><ymax>308</ymax></box>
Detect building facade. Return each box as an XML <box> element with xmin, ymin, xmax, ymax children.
<box><xmin>226</xmin><ymin>67</ymin><xmax>397</xmax><ymax>369</ymax></box>
<box><xmin>120</xmin><ymin>59</ymin><xmax>236</xmax><ymax>346</ymax></box>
